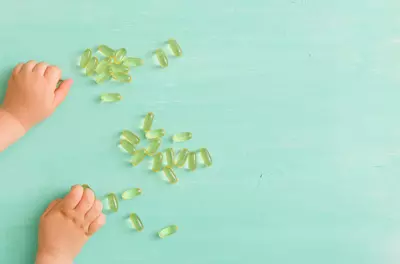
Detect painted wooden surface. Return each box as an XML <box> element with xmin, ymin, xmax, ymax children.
<box><xmin>1</xmin><ymin>0</ymin><xmax>400</xmax><ymax>263</ymax></box>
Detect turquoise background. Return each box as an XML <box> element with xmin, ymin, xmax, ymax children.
<box><xmin>1</xmin><ymin>0</ymin><xmax>400</xmax><ymax>263</ymax></box>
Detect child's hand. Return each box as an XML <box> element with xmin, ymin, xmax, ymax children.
<box><xmin>36</xmin><ymin>185</ymin><xmax>106</xmax><ymax>264</ymax></box>
<box><xmin>2</xmin><ymin>61</ymin><xmax>73</xmax><ymax>131</ymax></box>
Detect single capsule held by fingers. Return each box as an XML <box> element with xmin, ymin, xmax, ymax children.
<box><xmin>129</xmin><ymin>213</ymin><xmax>144</xmax><ymax>232</ymax></box>
<box><xmin>165</xmin><ymin>148</ymin><xmax>175</xmax><ymax>167</ymax></box>
<box><xmin>123</xmin><ymin>57</ymin><xmax>144</xmax><ymax>67</ymax></box>
<box><xmin>106</xmin><ymin>193</ymin><xmax>119</xmax><ymax>212</ymax></box>
<box><xmin>98</xmin><ymin>45</ymin><xmax>115</xmax><ymax>57</ymax></box>
<box><xmin>154</xmin><ymin>49</ymin><xmax>168</xmax><ymax>68</ymax></box>
<box><xmin>163</xmin><ymin>167</ymin><xmax>178</xmax><ymax>184</ymax></box>
<box><xmin>172</xmin><ymin>132</ymin><xmax>192</xmax><ymax>142</ymax></box>
<box><xmin>188</xmin><ymin>152</ymin><xmax>197</xmax><ymax>171</ymax></box>
<box><xmin>81</xmin><ymin>184</ymin><xmax>91</xmax><ymax>190</ymax></box>
<box><xmin>110</xmin><ymin>64</ymin><xmax>129</xmax><ymax>74</ymax></box>
<box><xmin>121</xmin><ymin>130</ymin><xmax>140</xmax><ymax>145</ymax></box>
<box><xmin>56</xmin><ymin>79</ymin><xmax>64</xmax><ymax>88</ymax></box>
<box><xmin>96</xmin><ymin>59</ymin><xmax>110</xmax><ymax>74</ymax></box>
<box><xmin>122</xmin><ymin>188</ymin><xmax>142</xmax><ymax>200</ymax></box>
<box><xmin>119</xmin><ymin>139</ymin><xmax>135</xmax><ymax>155</ymax></box>
<box><xmin>114</xmin><ymin>48</ymin><xmax>127</xmax><ymax>64</ymax></box>
<box><xmin>112</xmin><ymin>72</ymin><xmax>132</xmax><ymax>83</ymax></box>
<box><xmin>100</xmin><ymin>93</ymin><xmax>122</xmax><ymax>103</ymax></box>
<box><xmin>86</xmin><ymin>57</ymin><xmax>98</xmax><ymax>76</ymax></box>
<box><xmin>152</xmin><ymin>152</ymin><xmax>163</xmax><ymax>172</ymax></box>
<box><xmin>95</xmin><ymin>73</ymin><xmax>111</xmax><ymax>84</ymax></box>
<box><xmin>167</xmin><ymin>39</ymin><xmax>183</xmax><ymax>57</ymax></box>
<box><xmin>158</xmin><ymin>225</ymin><xmax>178</xmax><ymax>238</ymax></box>
<box><xmin>145</xmin><ymin>129</ymin><xmax>165</xmax><ymax>140</ymax></box>
<box><xmin>200</xmin><ymin>148</ymin><xmax>212</xmax><ymax>167</ymax></box>
<box><xmin>80</xmin><ymin>49</ymin><xmax>92</xmax><ymax>68</ymax></box>
<box><xmin>131</xmin><ymin>149</ymin><xmax>146</xmax><ymax>166</ymax></box>
<box><xmin>143</xmin><ymin>112</ymin><xmax>154</xmax><ymax>132</ymax></box>
<box><xmin>175</xmin><ymin>148</ymin><xmax>189</xmax><ymax>168</ymax></box>
<box><xmin>145</xmin><ymin>139</ymin><xmax>161</xmax><ymax>156</ymax></box>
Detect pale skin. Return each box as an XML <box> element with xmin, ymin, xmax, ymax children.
<box><xmin>0</xmin><ymin>61</ymin><xmax>106</xmax><ymax>264</ymax></box>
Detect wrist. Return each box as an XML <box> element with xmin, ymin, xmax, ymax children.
<box><xmin>0</xmin><ymin>108</ymin><xmax>27</xmax><ymax>152</ymax></box>
<box><xmin>36</xmin><ymin>251</ymin><xmax>73</xmax><ymax>264</ymax></box>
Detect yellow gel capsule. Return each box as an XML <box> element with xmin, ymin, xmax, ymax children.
<box><xmin>172</xmin><ymin>132</ymin><xmax>192</xmax><ymax>142</ymax></box>
<box><xmin>80</xmin><ymin>49</ymin><xmax>92</xmax><ymax>68</ymax></box>
<box><xmin>56</xmin><ymin>79</ymin><xmax>64</xmax><ymax>88</ymax></box>
<box><xmin>106</xmin><ymin>193</ymin><xmax>119</xmax><ymax>212</ymax></box>
<box><xmin>154</xmin><ymin>49</ymin><xmax>168</xmax><ymax>68</ymax></box>
<box><xmin>121</xmin><ymin>130</ymin><xmax>140</xmax><ymax>145</ymax></box>
<box><xmin>158</xmin><ymin>225</ymin><xmax>178</xmax><ymax>238</ymax></box>
<box><xmin>175</xmin><ymin>148</ymin><xmax>189</xmax><ymax>168</ymax></box>
<box><xmin>152</xmin><ymin>152</ymin><xmax>163</xmax><ymax>172</ymax></box>
<box><xmin>129</xmin><ymin>213</ymin><xmax>144</xmax><ymax>232</ymax></box>
<box><xmin>200</xmin><ymin>148</ymin><xmax>212</xmax><ymax>167</ymax></box>
<box><xmin>131</xmin><ymin>149</ymin><xmax>146</xmax><ymax>166</ymax></box>
<box><xmin>167</xmin><ymin>39</ymin><xmax>183</xmax><ymax>57</ymax></box>
<box><xmin>98</xmin><ymin>45</ymin><xmax>115</xmax><ymax>57</ymax></box>
<box><xmin>81</xmin><ymin>184</ymin><xmax>91</xmax><ymax>189</ymax></box>
<box><xmin>86</xmin><ymin>57</ymin><xmax>98</xmax><ymax>76</ymax></box>
<box><xmin>122</xmin><ymin>188</ymin><xmax>142</xmax><ymax>200</ymax></box>
<box><xmin>163</xmin><ymin>167</ymin><xmax>178</xmax><ymax>184</ymax></box>
<box><xmin>100</xmin><ymin>93</ymin><xmax>122</xmax><ymax>103</ymax></box>
<box><xmin>165</xmin><ymin>148</ymin><xmax>175</xmax><ymax>167</ymax></box>
<box><xmin>123</xmin><ymin>57</ymin><xmax>144</xmax><ymax>67</ymax></box>
<box><xmin>145</xmin><ymin>129</ymin><xmax>165</xmax><ymax>140</ymax></box>
<box><xmin>96</xmin><ymin>60</ymin><xmax>110</xmax><ymax>74</ymax></box>
<box><xmin>143</xmin><ymin>112</ymin><xmax>154</xmax><ymax>132</ymax></box>
<box><xmin>119</xmin><ymin>139</ymin><xmax>135</xmax><ymax>155</ymax></box>
<box><xmin>95</xmin><ymin>73</ymin><xmax>111</xmax><ymax>84</ymax></box>
<box><xmin>112</xmin><ymin>72</ymin><xmax>132</xmax><ymax>83</ymax></box>
<box><xmin>145</xmin><ymin>139</ymin><xmax>161</xmax><ymax>156</ymax></box>
<box><xmin>188</xmin><ymin>152</ymin><xmax>197</xmax><ymax>171</ymax></box>
<box><xmin>110</xmin><ymin>64</ymin><xmax>129</xmax><ymax>75</ymax></box>
<box><xmin>114</xmin><ymin>48</ymin><xmax>127</xmax><ymax>64</ymax></box>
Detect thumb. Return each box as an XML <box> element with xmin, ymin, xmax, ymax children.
<box><xmin>54</xmin><ymin>79</ymin><xmax>73</xmax><ymax>107</ymax></box>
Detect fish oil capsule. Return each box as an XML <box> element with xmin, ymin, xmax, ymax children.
<box><xmin>131</xmin><ymin>149</ymin><xmax>146</xmax><ymax>166</ymax></box>
<box><xmin>154</xmin><ymin>49</ymin><xmax>168</xmax><ymax>68</ymax></box>
<box><xmin>112</xmin><ymin>72</ymin><xmax>132</xmax><ymax>83</ymax></box>
<box><xmin>165</xmin><ymin>148</ymin><xmax>175</xmax><ymax>167</ymax></box>
<box><xmin>96</xmin><ymin>59</ymin><xmax>110</xmax><ymax>74</ymax></box>
<box><xmin>129</xmin><ymin>213</ymin><xmax>144</xmax><ymax>231</ymax></box>
<box><xmin>158</xmin><ymin>225</ymin><xmax>178</xmax><ymax>238</ymax></box>
<box><xmin>163</xmin><ymin>167</ymin><xmax>178</xmax><ymax>184</ymax></box>
<box><xmin>100</xmin><ymin>93</ymin><xmax>122</xmax><ymax>103</ymax></box>
<box><xmin>167</xmin><ymin>39</ymin><xmax>183</xmax><ymax>57</ymax></box>
<box><xmin>121</xmin><ymin>130</ymin><xmax>140</xmax><ymax>145</ymax></box>
<box><xmin>172</xmin><ymin>132</ymin><xmax>192</xmax><ymax>142</ymax></box>
<box><xmin>123</xmin><ymin>57</ymin><xmax>144</xmax><ymax>67</ymax></box>
<box><xmin>122</xmin><ymin>188</ymin><xmax>142</xmax><ymax>200</ymax></box>
<box><xmin>86</xmin><ymin>57</ymin><xmax>98</xmax><ymax>76</ymax></box>
<box><xmin>80</xmin><ymin>49</ymin><xmax>92</xmax><ymax>68</ymax></box>
<box><xmin>56</xmin><ymin>79</ymin><xmax>64</xmax><ymax>88</ymax></box>
<box><xmin>143</xmin><ymin>112</ymin><xmax>154</xmax><ymax>132</ymax></box>
<box><xmin>200</xmin><ymin>148</ymin><xmax>212</xmax><ymax>167</ymax></box>
<box><xmin>114</xmin><ymin>48</ymin><xmax>127</xmax><ymax>64</ymax></box>
<box><xmin>188</xmin><ymin>152</ymin><xmax>197</xmax><ymax>171</ymax></box>
<box><xmin>110</xmin><ymin>64</ymin><xmax>129</xmax><ymax>74</ymax></box>
<box><xmin>98</xmin><ymin>45</ymin><xmax>115</xmax><ymax>57</ymax></box>
<box><xmin>175</xmin><ymin>148</ymin><xmax>189</xmax><ymax>168</ymax></box>
<box><xmin>81</xmin><ymin>184</ymin><xmax>91</xmax><ymax>189</ymax></box>
<box><xmin>152</xmin><ymin>152</ymin><xmax>163</xmax><ymax>172</ymax></box>
<box><xmin>106</xmin><ymin>193</ymin><xmax>119</xmax><ymax>212</ymax></box>
<box><xmin>145</xmin><ymin>129</ymin><xmax>165</xmax><ymax>140</ymax></box>
<box><xmin>145</xmin><ymin>139</ymin><xmax>161</xmax><ymax>156</ymax></box>
<box><xmin>119</xmin><ymin>139</ymin><xmax>135</xmax><ymax>155</ymax></box>
<box><xmin>95</xmin><ymin>73</ymin><xmax>111</xmax><ymax>84</ymax></box>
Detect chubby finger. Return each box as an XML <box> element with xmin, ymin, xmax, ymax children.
<box><xmin>87</xmin><ymin>213</ymin><xmax>106</xmax><ymax>236</ymax></box>
<box><xmin>32</xmin><ymin>62</ymin><xmax>49</xmax><ymax>75</ymax></box>
<box><xmin>21</xmin><ymin>60</ymin><xmax>37</xmax><ymax>72</ymax></box>
<box><xmin>44</xmin><ymin>65</ymin><xmax>61</xmax><ymax>83</ymax></box>
<box><xmin>75</xmin><ymin>188</ymin><xmax>95</xmax><ymax>215</ymax></box>
<box><xmin>84</xmin><ymin>200</ymin><xmax>103</xmax><ymax>228</ymax></box>
<box><xmin>59</xmin><ymin>185</ymin><xmax>84</xmax><ymax>210</ymax></box>
<box><xmin>54</xmin><ymin>79</ymin><xmax>73</xmax><ymax>107</ymax></box>
<box><xmin>12</xmin><ymin>63</ymin><xmax>24</xmax><ymax>76</ymax></box>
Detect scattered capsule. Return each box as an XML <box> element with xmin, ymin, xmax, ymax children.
<box><xmin>80</xmin><ymin>49</ymin><xmax>92</xmax><ymax>68</ymax></box>
<box><xmin>145</xmin><ymin>129</ymin><xmax>165</xmax><ymax>140</ymax></box>
<box><xmin>106</xmin><ymin>193</ymin><xmax>119</xmax><ymax>212</ymax></box>
<box><xmin>167</xmin><ymin>39</ymin><xmax>183</xmax><ymax>57</ymax></box>
<box><xmin>154</xmin><ymin>49</ymin><xmax>168</xmax><ymax>68</ymax></box>
<box><xmin>172</xmin><ymin>132</ymin><xmax>192</xmax><ymax>142</ymax></box>
<box><xmin>152</xmin><ymin>152</ymin><xmax>163</xmax><ymax>172</ymax></box>
<box><xmin>122</xmin><ymin>188</ymin><xmax>142</xmax><ymax>200</ymax></box>
<box><xmin>165</xmin><ymin>148</ymin><xmax>175</xmax><ymax>167</ymax></box>
<box><xmin>188</xmin><ymin>152</ymin><xmax>197</xmax><ymax>171</ymax></box>
<box><xmin>143</xmin><ymin>112</ymin><xmax>154</xmax><ymax>132</ymax></box>
<box><xmin>95</xmin><ymin>73</ymin><xmax>111</xmax><ymax>84</ymax></box>
<box><xmin>121</xmin><ymin>130</ymin><xmax>140</xmax><ymax>145</ymax></box>
<box><xmin>200</xmin><ymin>148</ymin><xmax>212</xmax><ymax>167</ymax></box>
<box><xmin>100</xmin><ymin>93</ymin><xmax>122</xmax><ymax>103</ymax></box>
<box><xmin>96</xmin><ymin>60</ymin><xmax>110</xmax><ymax>74</ymax></box>
<box><xmin>163</xmin><ymin>167</ymin><xmax>178</xmax><ymax>184</ymax></box>
<box><xmin>114</xmin><ymin>48</ymin><xmax>127</xmax><ymax>64</ymax></box>
<box><xmin>129</xmin><ymin>213</ymin><xmax>144</xmax><ymax>232</ymax></box>
<box><xmin>112</xmin><ymin>72</ymin><xmax>132</xmax><ymax>83</ymax></box>
<box><xmin>86</xmin><ymin>57</ymin><xmax>98</xmax><ymax>76</ymax></box>
<box><xmin>158</xmin><ymin>225</ymin><xmax>178</xmax><ymax>238</ymax></box>
<box><xmin>119</xmin><ymin>139</ymin><xmax>135</xmax><ymax>155</ymax></box>
<box><xmin>98</xmin><ymin>45</ymin><xmax>115</xmax><ymax>57</ymax></box>
<box><xmin>145</xmin><ymin>139</ymin><xmax>161</xmax><ymax>156</ymax></box>
<box><xmin>123</xmin><ymin>57</ymin><xmax>144</xmax><ymax>67</ymax></box>
<box><xmin>131</xmin><ymin>149</ymin><xmax>146</xmax><ymax>166</ymax></box>
<box><xmin>175</xmin><ymin>148</ymin><xmax>189</xmax><ymax>168</ymax></box>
